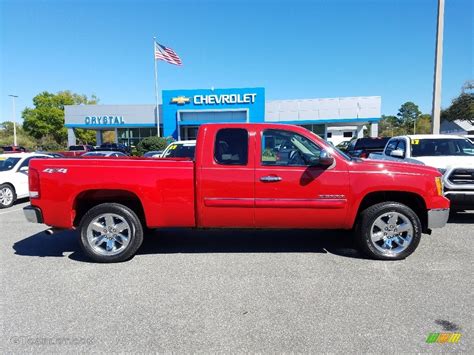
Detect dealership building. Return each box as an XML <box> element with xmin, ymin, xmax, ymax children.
<box><xmin>64</xmin><ymin>87</ymin><xmax>381</xmax><ymax>147</ymax></box>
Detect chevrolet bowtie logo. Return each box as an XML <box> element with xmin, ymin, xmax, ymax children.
<box><xmin>171</xmin><ymin>96</ymin><xmax>190</xmax><ymax>105</ymax></box>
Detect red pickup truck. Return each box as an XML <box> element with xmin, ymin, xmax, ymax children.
<box><xmin>23</xmin><ymin>123</ymin><xmax>450</xmax><ymax>262</ymax></box>
<box><xmin>59</xmin><ymin>145</ymin><xmax>94</xmax><ymax>157</ymax></box>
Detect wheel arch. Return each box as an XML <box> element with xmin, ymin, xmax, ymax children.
<box><xmin>0</xmin><ymin>181</ymin><xmax>16</xmax><ymax>193</ymax></box>
<box><xmin>73</xmin><ymin>189</ymin><xmax>146</xmax><ymax>228</ymax></box>
<box><xmin>353</xmin><ymin>191</ymin><xmax>428</xmax><ymax>233</ymax></box>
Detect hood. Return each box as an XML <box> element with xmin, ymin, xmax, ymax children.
<box><xmin>414</xmin><ymin>156</ymin><xmax>474</xmax><ymax>169</ymax></box>
<box><xmin>352</xmin><ymin>158</ymin><xmax>440</xmax><ymax>176</ymax></box>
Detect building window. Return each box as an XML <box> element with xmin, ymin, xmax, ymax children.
<box><xmin>301</xmin><ymin>124</ymin><xmax>325</xmax><ymax>137</ymax></box>
<box><xmin>343</xmin><ymin>131</ymin><xmax>353</xmax><ymax>138</ymax></box>
<box><xmin>179</xmin><ymin>126</ymin><xmax>199</xmax><ymax>140</ymax></box>
<box><xmin>117</xmin><ymin>125</ymin><xmax>163</xmax><ymax>147</ymax></box>
<box><xmin>326</xmin><ymin>132</ymin><xmax>332</xmax><ymax>138</ymax></box>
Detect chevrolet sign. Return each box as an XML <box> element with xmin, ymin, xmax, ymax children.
<box><xmin>171</xmin><ymin>96</ymin><xmax>191</xmax><ymax>105</ymax></box>
<box><xmin>194</xmin><ymin>93</ymin><xmax>257</xmax><ymax>105</ymax></box>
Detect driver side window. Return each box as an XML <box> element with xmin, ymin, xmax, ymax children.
<box><xmin>261</xmin><ymin>129</ymin><xmax>321</xmax><ymax>166</ymax></box>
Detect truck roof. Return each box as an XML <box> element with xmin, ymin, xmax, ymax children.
<box><xmin>400</xmin><ymin>134</ymin><xmax>467</xmax><ymax>139</ymax></box>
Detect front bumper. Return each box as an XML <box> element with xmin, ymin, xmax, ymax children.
<box><xmin>444</xmin><ymin>191</ymin><xmax>474</xmax><ymax>209</ymax></box>
<box><xmin>427</xmin><ymin>208</ymin><xmax>450</xmax><ymax>229</ymax></box>
<box><xmin>23</xmin><ymin>205</ymin><xmax>43</xmax><ymax>224</ymax></box>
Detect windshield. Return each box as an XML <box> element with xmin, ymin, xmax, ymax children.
<box><xmin>303</xmin><ymin>131</ymin><xmax>349</xmax><ymax>162</ymax></box>
<box><xmin>354</xmin><ymin>138</ymin><xmax>390</xmax><ymax>150</ymax></box>
<box><xmin>83</xmin><ymin>152</ymin><xmax>106</xmax><ymax>157</ymax></box>
<box><xmin>411</xmin><ymin>138</ymin><xmax>474</xmax><ymax>157</ymax></box>
<box><xmin>163</xmin><ymin>144</ymin><xmax>195</xmax><ymax>158</ymax></box>
<box><xmin>69</xmin><ymin>146</ymin><xmax>85</xmax><ymax>151</ymax></box>
<box><xmin>0</xmin><ymin>157</ymin><xmax>21</xmax><ymax>171</ymax></box>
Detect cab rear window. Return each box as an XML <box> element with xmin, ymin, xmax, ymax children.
<box><xmin>214</xmin><ymin>128</ymin><xmax>248</xmax><ymax>165</ymax></box>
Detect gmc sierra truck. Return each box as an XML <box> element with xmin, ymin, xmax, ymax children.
<box><xmin>23</xmin><ymin>123</ymin><xmax>450</xmax><ymax>262</ymax></box>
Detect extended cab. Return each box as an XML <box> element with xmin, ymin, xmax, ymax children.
<box><xmin>368</xmin><ymin>135</ymin><xmax>474</xmax><ymax>210</ymax></box>
<box><xmin>24</xmin><ymin>124</ymin><xmax>450</xmax><ymax>262</ymax></box>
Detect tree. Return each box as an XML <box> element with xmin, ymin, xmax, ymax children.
<box><xmin>0</xmin><ymin>121</ymin><xmax>37</xmax><ymax>148</ymax></box>
<box><xmin>415</xmin><ymin>114</ymin><xmax>432</xmax><ymax>134</ymax></box>
<box><xmin>441</xmin><ymin>93</ymin><xmax>474</xmax><ymax>122</ymax></box>
<box><xmin>397</xmin><ymin>102</ymin><xmax>421</xmax><ymax>134</ymax></box>
<box><xmin>22</xmin><ymin>91</ymin><xmax>99</xmax><ymax>146</ymax></box>
<box><xmin>136</xmin><ymin>136</ymin><xmax>173</xmax><ymax>156</ymax></box>
<box><xmin>379</xmin><ymin>115</ymin><xmax>403</xmax><ymax>137</ymax></box>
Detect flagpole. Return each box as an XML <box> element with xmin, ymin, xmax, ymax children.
<box><xmin>153</xmin><ymin>37</ymin><xmax>161</xmax><ymax>137</ymax></box>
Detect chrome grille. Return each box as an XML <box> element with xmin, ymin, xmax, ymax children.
<box><xmin>448</xmin><ymin>169</ymin><xmax>474</xmax><ymax>185</ymax></box>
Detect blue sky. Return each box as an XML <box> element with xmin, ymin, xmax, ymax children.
<box><xmin>0</xmin><ymin>0</ymin><xmax>472</xmax><ymax>123</ymax></box>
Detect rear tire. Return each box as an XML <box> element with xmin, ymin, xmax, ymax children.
<box><xmin>356</xmin><ymin>202</ymin><xmax>422</xmax><ymax>260</ymax></box>
<box><xmin>79</xmin><ymin>203</ymin><xmax>144</xmax><ymax>263</ymax></box>
<box><xmin>0</xmin><ymin>184</ymin><xmax>16</xmax><ymax>209</ymax></box>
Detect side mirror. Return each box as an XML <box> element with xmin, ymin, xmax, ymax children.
<box><xmin>390</xmin><ymin>149</ymin><xmax>404</xmax><ymax>158</ymax></box>
<box><xmin>319</xmin><ymin>150</ymin><xmax>335</xmax><ymax>166</ymax></box>
<box><xmin>309</xmin><ymin>150</ymin><xmax>334</xmax><ymax>167</ymax></box>
<box><xmin>19</xmin><ymin>166</ymin><xmax>29</xmax><ymax>172</ymax></box>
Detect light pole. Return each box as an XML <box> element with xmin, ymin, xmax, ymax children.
<box><xmin>431</xmin><ymin>0</ymin><xmax>445</xmax><ymax>134</ymax></box>
<box><xmin>8</xmin><ymin>95</ymin><xmax>18</xmax><ymax>146</ymax></box>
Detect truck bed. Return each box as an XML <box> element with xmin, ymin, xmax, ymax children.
<box><xmin>29</xmin><ymin>157</ymin><xmax>196</xmax><ymax>229</ymax></box>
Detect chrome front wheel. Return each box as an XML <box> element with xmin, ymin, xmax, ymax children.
<box><xmin>356</xmin><ymin>202</ymin><xmax>422</xmax><ymax>260</ymax></box>
<box><xmin>370</xmin><ymin>212</ymin><xmax>414</xmax><ymax>256</ymax></box>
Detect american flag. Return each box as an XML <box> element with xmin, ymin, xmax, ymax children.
<box><xmin>154</xmin><ymin>41</ymin><xmax>182</xmax><ymax>66</ymax></box>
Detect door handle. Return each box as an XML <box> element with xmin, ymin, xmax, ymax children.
<box><xmin>260</xmin><ymin>175</ymin><xmax>282</xmax><ymax>182</ymax></box>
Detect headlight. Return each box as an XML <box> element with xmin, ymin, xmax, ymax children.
<box><xmin>435</xmin><ymin>176</ymin><xmax>443</xmax><ymax>196</ymax></box>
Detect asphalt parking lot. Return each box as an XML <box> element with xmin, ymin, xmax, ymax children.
<box><xmin>1</xmin><ymin>200</ymin><xmax>472</xmax><ymax>353</ymax></box>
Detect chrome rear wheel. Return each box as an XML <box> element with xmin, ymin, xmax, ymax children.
<box><xmin>79</xmin><ymin>203</ymin><xmax>144</xmax><ymax>263</ymax></box>
<box><xmin>86</xmin><ymin>213</ymin><xmax>131</xmax><ymax>256</ymax></box>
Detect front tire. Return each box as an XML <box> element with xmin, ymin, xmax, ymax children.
<box><xmin>79</xmin><ymin>203</ymin><xmax>144</xmax><ymax>263</ymax></box>
<box><xmin>356</xmin><ymin>202</ymin><xmax>422</xmax><ymax>260</ymax></box>
<box><xmin>0</xmin><ymin>184</ymin><xmax>16</xmax><ymax>209</ymax></box>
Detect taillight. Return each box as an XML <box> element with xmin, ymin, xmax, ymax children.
<box><xmin>29</xmin><ymin>168</ymin><xmax>40</xmax><ymax>199</ymax></box>
<box><xmin>359</xmin><ymin>152</ymin><xmax>368</xmax><ymax>159</ymax></box>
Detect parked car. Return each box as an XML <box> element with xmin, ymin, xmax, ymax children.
<box><xmin>58</xmin><ymin>145</ymin><xmax>94</xmax><ymax>157</ymax></box>
<box><xmin>143</xmin><ymin>150</ymin><xmax>164</xmax><ymax>157</ymax></box>
<box><xmin>99</xmin><ymin>143</ymin><xmax>130</xmax><ymax>155</ymax></box>
<box><xmin>369</xmin><ymin>135</ymin><xmax>474</xmax><ymax>210</ymax></box>
<box><xmin>0</xmin><ymin>153</ymin><xmax>50</xmax><ymax>208</ymax></box>
<box><xmin>344</xmin><ymin>137</ymin><xmax>391</xmax><ymax>158</ymax></box>
<box><xmin>24</xmin><ymin>123</ymin><xmax>449</xmax><ymax>263</ymax></box>
<box><xmin>1</xmin><ymin>146</ymin><xmax>27</xmax><ymax>154</ymax></box>
<box><xmin>335</xmin><ymin>140</ymin><xmax>351</xmax><ymax>151</ymax></box>
<box><xmin>35</xmin><ymin>151</ymin><xmax>65</xmax><ymax>158</ymax></box>
<box><xmin>82</xmin><ymin>151</ymin><xmax>128</xmax><ymax>157</ymax></box>
<box><xmin>161</xmin><ymin>140</ymin><xmax>196</xmax><ymax>159</ymax></box>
